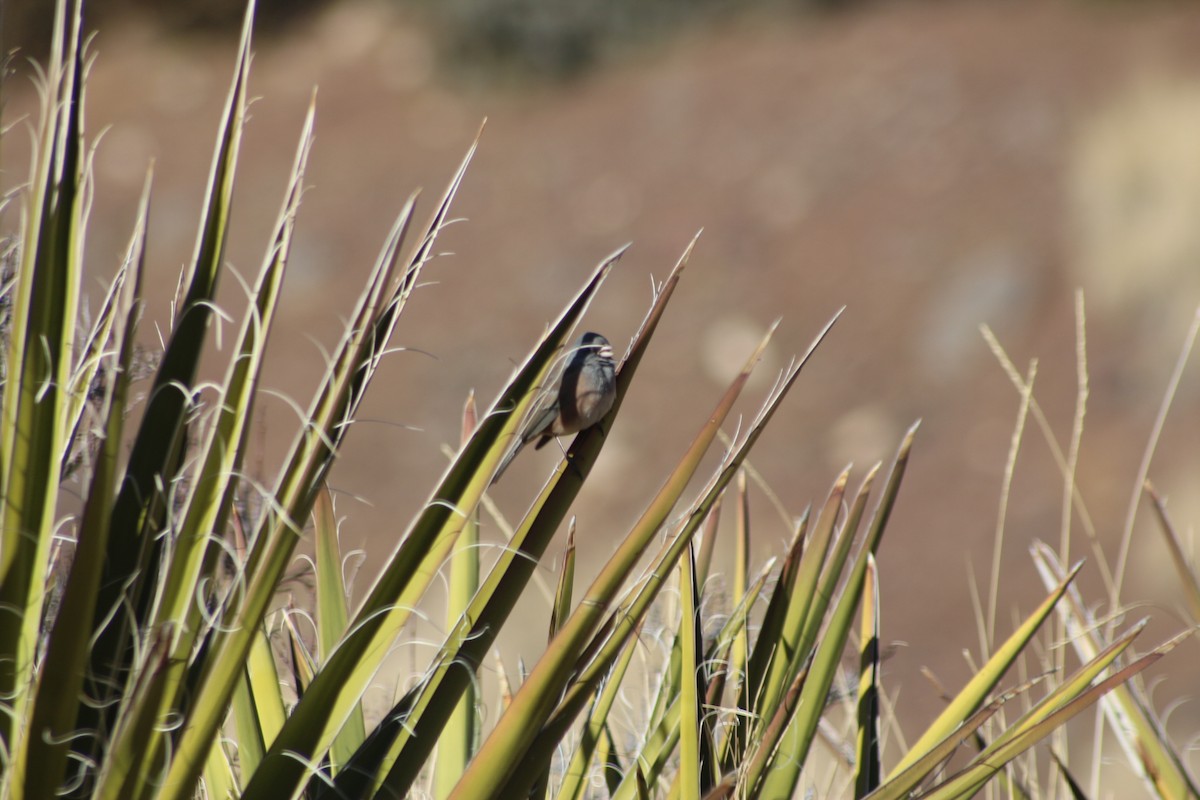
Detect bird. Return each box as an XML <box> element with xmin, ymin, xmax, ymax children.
<box><xmin>493</xmin><ymin>332</ymin><xmax>617</xmax><ymax>482</ymax></box>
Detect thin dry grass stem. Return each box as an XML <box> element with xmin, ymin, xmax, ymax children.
<box><xmin>1050</xmin><ymin>294</ymin><xmax>1090</xmax><ymax>785</ymax></box>
<box><xmin>1062</xmin><ymin>292</ymin><xmax>1089</xmax><ymax>568</ymax></box>
<box><xmin>1111</xmin><ymin>305</ymin><xmax>1200</xmax><ymax>633</ymax></box>
<box><xmin>967</xmin><ymin>555</ymin><xmax>987</xmax><ymax>661</ymax></box>
<box><xmin>980</xmin><ymin>326</ymin><xmax>1115</xmax><ymax>600</ymax></box>
<box><xmin>876</xmin><ymin>680</ymin><xmax>908</xmax><ymax>769</ymax></box>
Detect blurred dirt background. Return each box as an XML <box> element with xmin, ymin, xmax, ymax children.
<box><xmin>5</xmin><ymin>0</ymin><xmax>1200</xmax><ymax>785</ymax></box>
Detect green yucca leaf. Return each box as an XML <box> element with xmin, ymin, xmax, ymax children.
<box><xmin>152</xmin><ymin>92</ymin><xmax>313</xmax><ymax>636</ymax></box>
<box><xmin>863</xmin><ymin>681</ymin><xmax>1010</xmax><ymax>800</ymax></box>
<box><xmin>695</xmin><ymin>493</ymin><xmax>722</xmax><ymax>589</ymax></box>
<box><xmin>248</xmin><ymin>618</ymin><xmax>288</xmax><ymax>761</ymax></box>
<box><xmin>284</xmin><ymin>607</ymin><xmax>317</xmax><ymax>693</ymax></box>
<box><xmin>748</xmin><ymin>463</ymin><xmax>881</xmax><ymax>775</ymax></box>
<box><xmin>0</xmin><ymin>0</ymin><xmax>85</xmax><ymax>765</ymax></box>
<box><xmin>600</xmin><ymin>724</ymin><xmax>625</xmax><ymax>796</ymax></box>
<box><xmin>752</xmin><ymin>467</ymin><xmax>849</xmax><ymax>733</ymax></box>
<box><xmin>230</xmin><ymin>631</ymin><xmax>270</xmax><ymax>779</ymax></box>
<box><xmin>16</xmin><ymin>168</ymin><xmax>147</xmax><ymax>799</ymax></box>
<box><xmin>610</xmin><ymin>569</ymin><xmax>767</xmax><ymax>800</ymax></box>
<box><xmin>730</xmin><ymin>470</ymin><xmax>751</xmax><ymax>702</ymax></box>
<box><xmin>435</xmin><ymin>394</ymin><xmax>482</xmax><ymax>800</ymax></box>
<box><xmin>751</xmin><ymin>426</ymin><xmax>915</xmax><ymax>799</ymax></box>
<box><xmin>556</xmin><ymin>623</ymin><xmax>642</xmax><ymax>800</ymax></box>
<box><xmin>873</xmin><ymin>620</ymin><xmax>1150</xmax><ymax>800</ymax></box>
<box><xmin>60</xmin><ymin>225</ymin><xmax>131</xmax><ymax>476</ymax></box>
<box><xmin>549</xmin><ymin>517</ymin><xmax>576</xmax><ymax>642</ymax></box>
<box><xmin>679</xmin><ymin>541</ymin><xmax>703</xmax><ymax>799</ymax></box>
<box><xmin>890</xmin><ymin>558</ymin><xmax>1083</xmax><ymax>778</ymax></box>
<box><xmin>314</xmin><ymin>484</ymin><xmax>351</xmax><ymax>665</ymax></box>
<box><xmin>470</xmin><ymin>319</ymin><xmax>783</xmax><ymax>800</ymax></box>
<box><xmin>72</xmin><ymin>6</ymin><xmax>255</xmax><ymax>784</ymax></box>
<box><xmin>916</xmin><ymin>640</ymin><xmax>1174</xmax><ymax>800</ymax></box>
<box><xmin>90</xmin><ymin>0</ymin><xmax>250</xmax><ymax>645</ymax></box>
<box><xmin>166</xmin><ymin>163</ymin><xmax>473</xmax><ymax>800</ymax></box>
<box><xmin>104</xmin><ymin>74</ymin><xmax>313</xmax><ymax>798</ymax></box>
<box><xmin>527</xmin><ymin>516</ymin><xmax>576</xmax><ymax>799</ymax></box>
<box><xmin>855</xmin><ymin>553</ymin><xmax>882</xmax><ymax>798</ymax></box>
<box><xmin>738</xmin><ymin>655</ymin><xmax>811</xmax><ymax>798</ymax></box>
<box><xmin>202</xmin><ymin>736</ymin><xmax>239</xmax><ymax>800</ymax></box>
<box><xmin>496</xmin><ymin>312</ymin><xmax>843</xmax><ymax>798</ymax></box>
<box><xmin>91</xmin><ymin>626</ymin><xmax>174</xmax><ymax>800</ymax></box>
<box><xmin>1030</xmin><ymin>543</ymin><xmax>1200</xmax><ymax>800</ymax></box>
<box><xmin>313</xmin><ymin>483</ymin><xmax>367</xmax><ymax>775</ymax></box>
<box><xmin>726</xmin><ymin>507</ymin><xmax>808</xmax><ymax>769</ymax></box>
<box><xmin>329</xmin><ymin>238</ymin><xmax>689</xmax><ymax>800</ymax></box>
<box><xmin>166</xmin><ymin>90</ymin><xmax>473</xmax><ymax>800</ymax></box>
<box><xmin>613</xmin><ymin>696</ymin><xmax>682</xmax><ymax>800</ymax></box>
<box><xmin>237</xmin><ymin>241</ymin><xmax>617</xmax><ymax>800</ymax></box>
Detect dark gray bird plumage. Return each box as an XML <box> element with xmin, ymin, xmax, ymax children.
<box><xmin>493</xmin><ymin>332</ymin><xmax>616</xmax><ymax>481</ymax></box>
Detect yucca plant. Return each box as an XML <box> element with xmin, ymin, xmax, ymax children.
<box><xmin>0</xmin><ymin>1</ymin><xmax>1189</xmax><ymax>799</ymax></box>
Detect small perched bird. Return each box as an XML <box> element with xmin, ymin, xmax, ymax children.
<box><xmin>494</xmin><ymin>332</ymin><xmax>617</xmax><ymax>481</ymax></box>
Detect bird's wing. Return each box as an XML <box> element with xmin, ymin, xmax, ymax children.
<box><xmin>491</xmin><ymin>402</ymin><xmax>560</xmax><ymax>483</ymax></box>
<box><xmin>525</xmin><ymin>404</ymin><xmax>560</xmax><ymax>448</ymax></box>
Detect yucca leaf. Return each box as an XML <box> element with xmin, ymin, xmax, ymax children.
<box><xmin>752</xmin><ymin>467</ymin><xmax>849</xmax><ymax>731</ymax></box>
<box><xmin>916</xmin><ymin>642</ymin><xmax>1173</xmax><ymax>800</ymax></box>
<box><xmin>612</xmin><ymin>697</ymin><xmax>683</xmax><ymax>800</ymax></box>
<box><xmin>103</xmin><ymin>75</ymin><xmax>313</xmax><ymax>797</ymax></box>
<box><xmin>729</xmin><ymin>469</ymin><xmax>752</xmax><ymax>704</ymax></box>
<box><xmin>679</xmin><ymin>541</ymin><xmax>702</xmax><ymax>799</ymax></box>
<box><xmin>59</xmin><ymin>232</ymin><xmax>130</xmax><ymax>476</ymax></box>
<box><xmin>74</xmin><ymin>6</ymin><xmax>255</xmax><ymax>780</ymax></box>
<box><xmin>235</xmin><ymin>241</ymin><xmax>617</xmax><ymax>800</ymax></box>
<box><xmin>157</xmin><ymin>119</ymin><xmax>474</xmax><ymax>800</ymax></box>
<box><xmin>751</xmin><ymin>426</ymin><xmax>915</xmax><ymax>799</ymax></box>
<box><xmin>855</xmin><ymin>553</ymin><xmax>882</xmax><ymax>798</ymax></box>
<box><xmin>528</xmin><ymin>516</ymin><xmax>576</xmax><ymax>800</ymax></box>
<box><xmin>889</xmin><ymin>557</ymin><xmax>1082</xmax><ymax>777</ymax></box>
<box><xmin>614</xmin><ymin>567</ymin><xmax>767</xmax><ymax>800</ymax></box>
<box><xmin>312</xmin><ymin>482</ymin><xmax>367</xmax><ymax>775</ymax></box>
<box><xmin>0</xmin><ymin>0</ymin><xmax>85</xmax><ymax>765</ymax></box>
<box><xmin>1031</xmin><ymin>543</ymin><xmax>1200</xmax><ymax>800</ymax></box>
<box><xmin>16</xmin><ymin>168</ymin><xmax>147</xmax><ymax>799</ymax></box>
<box><xmin>152</xmin><ymin>93</ymin><xmax>313</xmax><ymax>635</ymax></box>
<box><xmin>863</xmin><ymin>684</ymin><xmax>1010</xmax><ymax>800</ymax></box>
<box><xmin>494</xmin><ymin>313</ymin><xmax>843</xmax><ymax>798</ymax></box>
<box><xmin>464</xmin><ymin>319</ymin><xmax>784</xmax><ymax>800</ymax></box>
<box><xmin>725</xmin><ymin>507</ymin><xmax>808</xmax><ymax>768</ymax></box>
<box><xmin>435</xmin><ymin>394</ymin><xmax>483</xmax><ymax>799</ymax></box>
<box><xmin>327</xmin><ymin>237</ymin><xmax>691</xmax><ymax>800</ymax></box>
<box><xmin>556</xmin><ymin>625</ymin><xmax>642</xmax><ymax>800</ymax></box>
<box><xmin>230</xmin><ymin>633</ymin><xmax>269</xmax><ymax>779</ymax></box>
<box><xmin>91</xmin><ymin>627</ymin><xmax>174</xmax><ymax>800</ymax></box>
<box><xmin>870</xmin><ymin>620</ymin><xmax>1151</xmax><ymax>800</ymax></box>
<box><xmin>695</xmin><ymin>493</ymin><xmax>722</xmax><ymax>589</ymax></box>
<box><xmin>202</xmin><ymin>736</ymin><xmax>239</xmax><ymax>800</ymax></box>
<box><xmin>549</xmin><ymin>517</ymin><xmax>576</xmax><ymax>642</ymax></box>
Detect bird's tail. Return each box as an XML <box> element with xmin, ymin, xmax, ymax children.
<box><xmin>491</xmin><ymin>437</ymin><xmax>524</xmax><ymax>485</ymax></box>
